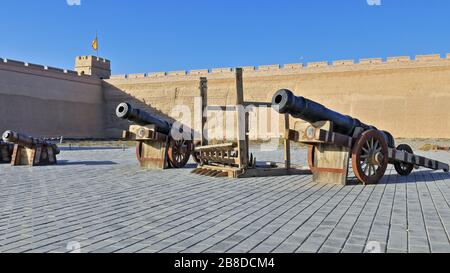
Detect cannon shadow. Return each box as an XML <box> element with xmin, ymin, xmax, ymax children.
<box><xmin>60</xmin><ymin>147</ymin><xmax>129</xmax><ymax>151</ymax></box>
<box><xmin>183</xmin><ymin>163</ymin><xmax>198</xmax><ymax>169</ymax></box>
<box><xmin>58</xmin><ymin>160</ymin><xmax>118</xmax><ymax>166</ymax></box>
<box><xmin>344</xmin><ymin>170</ymin><xmax>450</xmax><ymax>185</ymax></box>
<box><xmin>377</xmin><ymin>170</ymin><xmax>450</xmax><ymax>184</ymax></box>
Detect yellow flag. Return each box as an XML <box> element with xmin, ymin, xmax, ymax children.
<box><xmin>92</xmin><ymin>36</ymin><xmax>98</xmax><ymax>51</ymax></box>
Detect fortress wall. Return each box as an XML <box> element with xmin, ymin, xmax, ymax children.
<box><xmin>0</xmin><ymin>58</ymin><xmax>105</xmax><ymax>138</ymax></box>
<box><xmin>105</xmin><ymin>54</ymin><xmax>450</xmax><ymax>139</ymax></box>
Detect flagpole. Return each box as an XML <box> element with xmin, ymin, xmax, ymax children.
<box><xmin>96</xmin><ymin>31</ymin><xmax>99</xmax><ymax>58</ymax></box>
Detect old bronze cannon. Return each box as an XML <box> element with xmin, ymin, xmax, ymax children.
<box><xmin>272</xmin><ymin>89</ymin><xmax>449</xmax><ymax>185</ymax></box>
<box><xmin>2</xmin><ymin>130</ymin><xmax>60</xmax><ymax>166</ymax></box>
<box><xmin>116</xmin><ymin>103</ymin><xmax>193</xmax><ymax>169</ymax></box>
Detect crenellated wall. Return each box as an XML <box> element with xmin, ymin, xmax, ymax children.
<box><xmin>105</xmin><ymin>53</ymin><xmax>450</xmax><ymax>139</ymax></box>
<box><xmin>0</xmin><ymin>57</ymin><xmax>105</xmax><ymax>138</ymax></box>
<box><xmin>109</xmin><ymin>54</ymin><xmax>449</xmax><ymax>80</ymax></box>
<box><xmin>1</xmin><ymin>53</ymin><xmax>449</xmax><ymax>140</ymax></box>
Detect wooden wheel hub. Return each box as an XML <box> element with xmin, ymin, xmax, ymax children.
<box><xmin>368</xmin><ymin>152</ymin><xmax>384</xmax><ymax>166</ymax></box>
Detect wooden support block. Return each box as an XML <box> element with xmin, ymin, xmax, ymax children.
<box><xmin>309</xmin><ymin>144</ymin><xmax>350</xmax><ymax>185</ymax></box>
<box><xmin>0</xmin><ymin>143</ymin><xmax>14</xmax><ymax>163</ymax></box>
<box><xmin>291</xmin><ymin>121</ymin><xmax>354</xmax><ymax>149</ymax></box>
<box><xmin>124</xmin><ymin>124</ymin><xmax>173</xmax><ymax>170</ymax></box>
<box><xmin>136</xmin><ymin>139</ymin><xmax>169</xmax><ymax>170</ymax></box>
<box><xmin>11</xmin><ymin>144</ymin><xmax>58</xmax><ymax>167</ymax></box>
<box><xmin>128</xmin><ymin>124</ymin><xmax>166</xmax><ymax>141</ymax></box>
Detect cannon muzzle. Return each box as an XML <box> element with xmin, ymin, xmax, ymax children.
<box><xmin>272</xmin><ymin>89</ymin><xmax>395</xmax><ymax>147</ymax></box>
<box><xmin>116</xmin><ymin>103</ymin><xmax>172</xmax><ymax>135</ymax></box>
<box><xmin>2</xmin><ymin>131</ymin><xmax>13</xmax><ymax>143</ymax></box>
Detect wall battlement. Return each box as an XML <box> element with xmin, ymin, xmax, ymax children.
<box><xmin>0</xmin><ymin>57</ymin><xmax>96</xmax><ymax>80</ymax></box>
<box><xmin>76</xmin><ymin>56</ymin><xmax>111</xmax><ymax>65</ymax></box>
<box><xmin>109</xmin><ymin>53</ymin><xmax>450</xmax><ymax>81</ymax></box>
<box><xmin>76</xmin><ymin>56</ymin><xmax>111</xmax><ymax>69</ymax></box>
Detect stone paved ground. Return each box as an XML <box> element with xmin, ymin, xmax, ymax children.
<box><xmin>0</xmin><ymin>145</ymin><xmax>450</xmax><ymax>253</ymax></box>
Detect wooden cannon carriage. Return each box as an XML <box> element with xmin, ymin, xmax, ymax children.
<box><xmin>192</xmin><ymin>68</ymin><xmax>310</xmax><ymax>178</ymax></box>
<box><xmin>116</xmin><ymin>103</ymin><xmax>194</xmax><ymax>170</ymax></box>
<box><xmin>272</xmin><ymin>89</ymin><xmax>450</xmax><ymax>185</ymax></box>
<box><xmin>0</xmin><ymin>140</ymin><xmax>14</xmax><ymax>164</ymax></box>
<box><xmin>2</xmin><ymin>130</ymin><xmax>60</xmax><ymax>166</ymax></box>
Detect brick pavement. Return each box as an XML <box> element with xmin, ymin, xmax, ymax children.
<box><xmin>0</xmin><ymin>146</ymin><xmax>449</xmax><ymax>253</ymax></box>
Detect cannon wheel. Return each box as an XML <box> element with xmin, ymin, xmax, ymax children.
<box><xmin>394</xmin><ymin>144</ymin><xmax>415</xmax><ymax>176</ymax></box>
<box><xmin>352</xmin><ymin>130</ymin><xmax>389</xmax><ymax>185</ymax></box>
<box><xmin>167</xmin><ymin>139</ymin><xmax>192</xmax><ymax>168</ymax></box>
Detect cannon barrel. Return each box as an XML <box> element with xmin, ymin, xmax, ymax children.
<box><xmin>116</xmin><ymin>103</ymin><xmax>172</xmax><ymax>135</ymax></box>
<box><xmin>272</xmin><ymin>89</ymin><xmax>395</xmax><ymax>147</ymax></box>
<box><xmin>2</xmin><ymin>130</ymin><xmax>60</xmax><ymax>154</ymax></box>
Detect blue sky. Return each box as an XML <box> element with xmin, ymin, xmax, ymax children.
<box><xmin>0</xmin><ymin>0</ymin><xmax>449</xmax><ymax>74</ymax></box>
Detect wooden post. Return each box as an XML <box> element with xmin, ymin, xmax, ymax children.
<box><xmin>284</xmin><ymin>113</ymin><xmax>291</xmax><ymax>170</ymax></box>
<box><xmin>235</xmin><ymin>68</ymin><xmax>249</xmax><ymax>169</ymax></box>
<box><xmin>199</xmin><ymin>77</ymin><xmax>208</xmax><ymax>146</ymax></box>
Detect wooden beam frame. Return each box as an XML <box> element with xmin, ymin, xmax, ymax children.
<box><xmin>192</xmin><ymin>68</ymin><xmax>309</xmax><ymax>178</ymax></box>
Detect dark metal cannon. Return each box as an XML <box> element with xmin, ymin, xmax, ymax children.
<box><xmin>272</xmin><ymin>89</ymin><xmax>395</xmax><ymax>148</ymax></box>
<box><xmin>2</xmin><ymin>130</ymin><xmax>60</xmax><ymax>153</ymax></box>
<box><xmin>116</xmin><ymin>102</ymin><xmax>192</xmax><ymax>169</ymax></box>
<box><xmin>271</xmin><ymin>89</ymin><xmax>449</xmax><ymax>185</ymax></box>
<box><xmin>2</xmin><ymin>130</ymin><xmax>60</xmax><ymax>166</ymax></box>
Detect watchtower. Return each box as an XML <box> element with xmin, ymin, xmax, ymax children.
<box><xmin>75</xmin><ymin>56</ymin><xmax>111</xmax><ymax>79</ymax></box>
